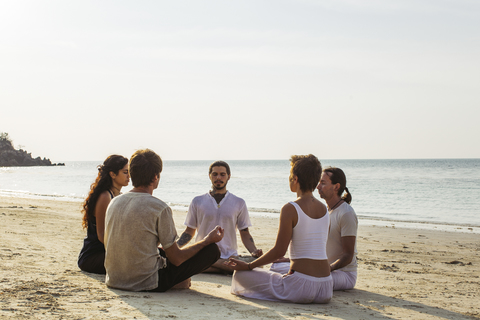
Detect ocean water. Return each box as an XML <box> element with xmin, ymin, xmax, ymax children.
<box><xmin>1</xmin><ymin>159</ymin><xmax>479</xmax><ymax>230</ymax></box>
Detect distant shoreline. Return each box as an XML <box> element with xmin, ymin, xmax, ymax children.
<box><xmin>2</xmin><ymin>193</ymin><xmax>479</xmax><ymax>234</ymax></box>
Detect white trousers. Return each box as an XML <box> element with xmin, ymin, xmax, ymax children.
<box><xmin>231</xmin><ymin>268</ymin><xmax>333</xmax><ymax>304</ymax></box>
<box><xmin>270</xmin><ymin>262</ymin><xmax>357</xmax><ymax>291</ymax></box>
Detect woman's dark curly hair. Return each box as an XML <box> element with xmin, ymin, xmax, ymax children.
<box><xmin>81</xmin><ymin>155</ymin><xmax>128</xmax><ymax>229</ymax></box>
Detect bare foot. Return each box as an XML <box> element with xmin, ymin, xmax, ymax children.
<box><xmin>172</xmin><ymin>278</ymin><xmax>191</xmax><ymax>289</ymax></box>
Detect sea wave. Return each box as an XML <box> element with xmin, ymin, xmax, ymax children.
<box><xmin>0</xmin><ymin>189</ymin><xmax>83</xmax><ymax>202</ymax></box>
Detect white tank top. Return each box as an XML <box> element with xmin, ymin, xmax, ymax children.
<box><xmin>289</xmin><ymin>201</ymin><xmax>329</xmax><ymax>260</ymax></box>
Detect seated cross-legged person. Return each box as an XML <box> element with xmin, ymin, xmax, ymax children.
<box><xmin>226</xmin><ymin>154</ymin><xmax>333</xmax><ymax>304</ymax></box>
<box><xmin>104</xmin><ymin>149</ymin><xmax>224</xmax><ymax>292</ymax></box>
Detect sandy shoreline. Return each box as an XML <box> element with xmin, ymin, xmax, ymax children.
<box><xmin>1</xmin><ymin>196</ymin><xmax>479</xmax><ymax>319</ymax></box>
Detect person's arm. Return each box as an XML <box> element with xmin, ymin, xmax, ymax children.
<box><xmin>165</xmin><ymin>226</ymin><xmax>224</xmax><ymax>266</ymax></box>
<box><xmin>226</xmin><ymin>203</ymin><xmax>295</xmax><ymax>270</ymax></box>
<box><xmin>94</xmin><ymin>191</ymin><xmax>111</xmax><ymax>244</ymax></box>
<box><xmin>177</xmin><ymin>227</ymin><xmax>196</xmax><ymax>248</ymax></box>
<box><xmin>329</xmin><ymin>236</ymin><xmax>356</xmax><ymax>271</ymax></box>
<box><xmin>239</xmin><ymin>227</ymin><xmax>263</xmax><ymax>257</ymax></box>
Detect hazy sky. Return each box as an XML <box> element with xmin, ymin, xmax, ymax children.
<box><xmin>1</xmin><ymin>0</ymin><xmax>479</xmax><ymax>161</ymax></box>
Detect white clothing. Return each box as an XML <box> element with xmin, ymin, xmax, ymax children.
<box><xmin>327</xmin><ymin>202</ymin><xmax>358</xmax><ymax>273</ymax></box>
<box><xmin>232</xmin><ymin>201</ymin><xmax>332</xmax><ymax>304</ymax></box>
<box><xmin>269</xmin><ymin>261</ymin><xmax>290</xmax><ymax>274</ymax></box>
<box><xmin>104</xmin><ymin>192</ymin><xmax>178</xmax><ymax>291</ymax></box>
<box><xmin>289</xmin><ymin>202</ymin><xmax>329</xmax><ymax>260</ymax></box>
<box><xmin>331</xmin><ymin>270</ymin><xmax>357</xmax><ymax>291</ymax></box>
<box><xmin>232</xmin><ymin>269</ymin><xmax>333</xmax><ymax>304</ymax></box>
<box><xmin>270</xmin><ymin>262</ymin><xmax>357</xmax><ymax>291</ymax></box>
<box><xmin>184</xmin><ymin>191</ymin><xmax>251</xmax><ymax>259</ymax></box>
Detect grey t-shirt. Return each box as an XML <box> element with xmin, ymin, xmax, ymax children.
<box><xmin>104</xmin><ymin>192</ymin><xmax>178</xmax><ymax>291</ymax></box>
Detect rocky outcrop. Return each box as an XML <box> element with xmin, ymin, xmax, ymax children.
<box><xmin>0</xmin><ymin>133</ymin><xmax>65</xmax><ymax>167</ymax></box>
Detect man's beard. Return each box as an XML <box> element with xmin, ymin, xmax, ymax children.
<box><xmin>212</xmin><ymin>181</ymin><xmax>227</xmax><ymax>192</ymax></box>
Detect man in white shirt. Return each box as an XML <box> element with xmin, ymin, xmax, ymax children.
<box><xmin>177</xmin><ymin>161</ymin><xmax>262</xmax><ymax>273</ymax></box>
<box><xmin>317</xmin><ymin>166</ymin><xmax>358</xmax><ymax>290</ymax></box>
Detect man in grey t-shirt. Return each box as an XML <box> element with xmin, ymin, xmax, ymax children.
<box><xmin>104</xmin><ymin>149</ymin><xmax>224</xmax><ymax>292</ymax></box>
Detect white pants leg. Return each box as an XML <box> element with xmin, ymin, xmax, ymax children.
<box><xmin>269</xmin><ymin>262</ymin><xmax>290</xmax><ymax>274</ymax></box>
<box><xmin>331</xmin><ymin>270</ymin><xmax>357</xmax><ymax>290</ymax></box>
<box><xmin>232</xmin><ymin>268</ymin><xmax>333</xmax><ymax>304</ymax></box>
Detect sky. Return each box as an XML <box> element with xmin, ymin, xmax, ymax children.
<box><xmin>1</xmin><ymin>0</ymin><xmax>479</xmax><ymax>161</ymax></box>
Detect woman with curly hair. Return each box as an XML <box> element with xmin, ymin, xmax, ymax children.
<box><xmin>78</xmin><ymin>155</ymin><xmax>129</xmax><ymax>274</ymax></box>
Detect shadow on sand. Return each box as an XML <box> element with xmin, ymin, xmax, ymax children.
<box><xmin>82</xmin><ymin>273</ymin><xmax>476</xmax><ymax>319</ymax></box>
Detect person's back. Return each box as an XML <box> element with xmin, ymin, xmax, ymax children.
<box><xmin>288</xmin><ymin>200</ymin><xmax>330</xmax><ymax>278</ymax></box>
<box><xmin>104</xmin><ymin>192</ymin><xmax>177</xmax><ymax>291</ymax></box>
<box><xmin>104</xmin><ymin>149</ymin><xmax>223</xmax><ymax>292</ymax></box>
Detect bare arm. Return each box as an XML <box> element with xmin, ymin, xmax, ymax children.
<box><xmin>165</xmin><ymin>226</ymin><xmax>224</xmax><ymax>266</ymax></box>
<box><xmin>239</xmin><ymin>228</ymin><xmax>263</xmax><ymax>257</ymax></box>
<box><xmin>330</xmin><ymin>236</ymin><xmax>356</xmax><ymax>271</ymax></box>
<box><xmin>94</xmin><ymin>191</ymin><xmax>111</xmax><ymax>244</ymax></box>
<box><xmin>226</xmin><ymin>203</ymin><xmax>295</xmax><ymax>270</ymax></box>
<box><xmin>177</xmin><ymin>227</ymin><xmax>196</xmax><ymax>248</ymax></box>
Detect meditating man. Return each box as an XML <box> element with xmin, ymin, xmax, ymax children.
<box><xmin>177</xmin><ymin>160</ymin><xmax>262</xmax><ymax>274</ymax></box>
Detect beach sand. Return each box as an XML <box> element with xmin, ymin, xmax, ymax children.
<box><xmin>1</xmin><ymin>196</ymin><xmax>479</xmax><ymax>319</ymax></box>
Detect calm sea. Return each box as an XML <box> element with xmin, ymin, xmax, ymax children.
<box><xmin>1</xmin><ymin>159</ymin><xmax>479</xmax><ymax>231</ymax></box>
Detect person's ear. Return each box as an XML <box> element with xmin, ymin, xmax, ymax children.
<box><xmin>290</xmin><ymin>175</ymin><xmax>298</xmax><ymax>184</ymax></box>
<box><xmin>333</xmin><ymin>183</ymin><xmax>341</xmax><ymax>193</ymax></box>
<box><xmin>151</xmin><ymin>174</ymin><xmax>160</xmax><ymax>184</ymax></box>
<box><xmin>109</xmin><ymin>171</ymin><xmax>116</xmax><ymax>179</ymax></box>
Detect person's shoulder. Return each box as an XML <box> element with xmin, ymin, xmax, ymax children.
<box><xmin>279</xmin><ymin>202</ymin><xmax>297</xmax><ymax>221</ymax></box>
<box><xmin>337</xmin><ymin>203</ymin><xmax>357</xmax><ymax>225</ymax></box>
<box><xmin>191</xmin><ymin>192</ymin><xmax>209</xmax><ymax>202</ymax></box>
<box><xmin>226</xmin><ymin>191</ymin><xmax>245</xmax><ymax>203</ymax></box>
<box><xmin>148</xmin><ymin>195</ymin><xmax>170</xmax><ymax>209</ymax></box>
<box><xmin>280</xmin><ymin>201</ymin><xmax>296</xmax><ymax>214</ymax></box>
<box><xmin>124</xmin><ymin>192</ymin><xmax>169</xmax><ymax>209</ymax></box>
<box><xmin>340</xmin><ymin>202</ymin><xmax>356</xmax><ymax>215</ymax></box>
<box><xmin>98</xmin><ymin>190</ymin><xmax>112</xmax><ymax>202</ymax></box>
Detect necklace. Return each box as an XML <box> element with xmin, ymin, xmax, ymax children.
<box><xmin>329</xmin><ymin>199</ymin><xmax>343</xmax><ymax>211</ymax></box>
<box><xmin>111</xmin><ymin>186</ymin><xmax>121</xmax><ymax>196</ymax></box>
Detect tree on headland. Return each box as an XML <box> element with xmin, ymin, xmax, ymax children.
<box><xmin>0</xmin><ymin>132</ymin><xmax>64</xmax><ymax>167</ymax></box>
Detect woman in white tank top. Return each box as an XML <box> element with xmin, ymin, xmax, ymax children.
<box><xmin>225</xmin><ymin>154</ymin><xmax>333</xmax><ymax>304</ymax></box>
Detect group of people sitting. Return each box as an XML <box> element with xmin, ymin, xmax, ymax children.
<box><xmin>78</xmin><ymin>149</ymin><xmax>358</xmax><ymax>304</ymax></box>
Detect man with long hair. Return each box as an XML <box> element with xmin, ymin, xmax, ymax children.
<box><xmin>317</xmin><ymin>167</ymin><xmax>358</xmax><ymax>290</ymax></box>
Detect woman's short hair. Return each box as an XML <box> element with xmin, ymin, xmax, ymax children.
<box><xmin>129</xmin><ymin>149</ymin><xmax>163</xmax><ymax>188</ymax></box>
<box><xmin>290</xmin><ymin>154</ymin><xmax>322</xmax><ymax>192</ymax></box>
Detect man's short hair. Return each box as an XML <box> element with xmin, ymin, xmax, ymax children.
<box><xmin>129</xmin><ymin>149</ymin><xmax>163</xmax><ymax>188</ymax></box>
<box><xmin>209</xmin><ymin>160</ymin><xmax>231</xmax><ymax>175</ymax></box>
<box><xmin>290</xmin><ymin>154</ymin><xmax>322</xmax><ymax>193</ymax></box>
